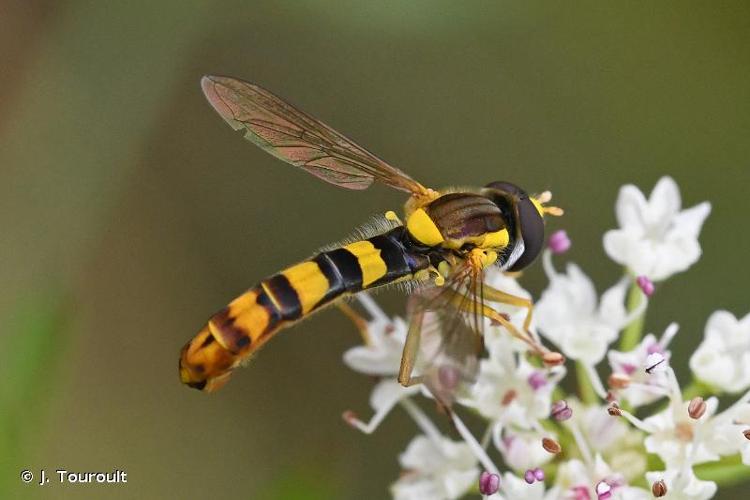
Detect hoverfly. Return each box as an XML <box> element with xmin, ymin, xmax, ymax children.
<box><xmin>179</xmin><ymin>75</ymin><xmax>564</xmax><ymax>396</ymax></box>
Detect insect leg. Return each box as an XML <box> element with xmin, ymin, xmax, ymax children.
<box><xmin>398</xmin><ymin>307</ymin><xmax>425</xmax><ymax>387</ymax></box>
<box><xmin>337</xmin><ymin>302</ymin><xmax>371</xmax><ymax>345</ymax></box>
<box><xmin>442</xmin><ymin>288</ymin><xmax>543</xmax><ymax>354</ymax></box>
<box><xmin>480</xmin><ymin>283</ymin><xmax>540</xmax><ymax>344</ymax></box>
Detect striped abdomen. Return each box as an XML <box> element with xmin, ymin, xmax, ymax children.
<box><xmin>179</xmin><ymin>227</ymin><xmax>429</xmax><ymax>391</ymax></box>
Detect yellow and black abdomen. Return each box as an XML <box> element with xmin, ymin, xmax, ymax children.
<box><xmin>179</xmin><ymin>227</ymin><xmax>430</xmax><ymax>391</ymax></box>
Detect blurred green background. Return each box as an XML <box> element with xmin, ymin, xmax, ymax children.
<box><xmin>1</xmin><ymin>1</ymin><xmax>748</xmax><ymax>498</ymax></box>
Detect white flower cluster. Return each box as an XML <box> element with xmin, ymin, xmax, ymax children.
<box><xmin>341</xmin><ymin>177</ymin><xmax>750</xmax><ymax>499</ymax></box>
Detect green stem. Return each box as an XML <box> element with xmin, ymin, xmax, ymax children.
<box><xmin>682</xmin><ymin>380</ymin><xmax>713</xmax><ymax>400</ymax></box>
<box><xmin>620</xmin><ymin>279</ymin><xmax>646</xmax><ymax>351</ymax></box>
<box><xmin>695</xmin><ymin>455</ymin><xmax>750</xmax><ymax>487</ymax></box>
<box><xmin>576</xmin><ymin>362</ymin><xmax>598</xmax><ymax>405</ymax></box>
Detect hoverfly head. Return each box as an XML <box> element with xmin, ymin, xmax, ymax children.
<box><xmin>481</xmin><ymin>181</ymin><xmax>563</xmax><ymax>271</ymax></box>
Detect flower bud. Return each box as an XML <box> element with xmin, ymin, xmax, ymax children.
<box><xmin>533</xmin><ymin>468</ymin><xmax>544</xmax><ymax>482</ymax></box>
<box><xmin>523</xmin><ymin>466</ymin><xmax>547</xmax><ymax>484</ymax></box>
<box><xmin>524</xmin><ymin>469</ymin><xmax>535</xmax><ymax>484</ymax></box>
<box><xmin>548</xmin><ymin>230</ymin><xmax>571</xmax><ymax>254</ymax></box>
<box><xmin>550</xmin><ymin>400</ymin><xmax>573</xmax><ymax>421</ymax></box>
<box><xmin>636</xmin><ymin>275</ymin><xmax>655</xmax><ymax>297</ymax></box>
<box><xmin>479</xmin><ymin>471</ymin><xmax>500</xmax><ymax>495</ymax></box>
<box><xmin>527</xmin><ymin>371</ymin><xmax>547</xmax><ymax>390</ymax></box>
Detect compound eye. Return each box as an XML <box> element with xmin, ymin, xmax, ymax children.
<box><xmin>484</xmin><ymin>181</ymin><xmax>524</xmax><ymax>196</ymax></box>
<box><xmin>509</xmin><ymin>196</ymin><xmax>544</xmax><ymax>271</ymax></box>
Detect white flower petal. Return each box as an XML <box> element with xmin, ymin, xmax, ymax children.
<box><xmin>469</xmin><ymin>353</ymin><xmax>554</xmax><ymax>428</ymax></box>
<box><xmin>603</xmin><ymin>229</ymin><xmax>654</xmax><ymax>276</ymax></box>
<box><xmin>394</xmin><ymin>435</ymin><xmax>478</xmax><ymax>500</ymax></box>
<box><xmin>342</xmin><ymin>317</ymin><xmax>407</xmax><ymax>376</ymax></box>
<box><xmin>743</xmin><ymin>443</ymin><xmax>750</xmax><ymax>466</ymax></box>
<box><xmin>648</xmin><ymin>176</ymin><xmax>681</xmax><ymax>222</ymax></box>
<box><xmin>690</xmin><ymin>310</ymin><xmax>750</xmax><ymax>393</ymax></box>
<box><xmin>343</xmin><ymin>346</ymin><xmax>396</xmax><ymax>375</ymax></box>
<box><xmin>369</xmin><ymin>379</ymin><xmax>419</xmax><ymax>411</ymax></box>
<box><xmin>500</xmin><ymin>429</ymin><xmax>554</xmax><ymax>470</ymax></box>
<box><xmin>537</xmin><ymin>263</ymin><xmax>625</xmax><ymax>363</ymax></box>
<box><xmin>645</xmin><ymin>469</ymin><xmax>717</xmax><ymax>500</ymax></box>
<box><xmin>615</xmin><ymin>184</ymin><xmax>649</xmax><ymax>230</ymax></box>
<box><xmin>442</xmin><ymin>469</ymin><xmax>478</xmax><ymax>499</ymax></box>
<box><xmin>669</xmin><ymin>202</ymin><xmax>711</xmax><ymax>239</ymax></box>
<box><xmin>604</xmin><ymin>177</ymin><xmax>710</xmax><ymax>281</ymax></box>
<box><xmin>500</xmin><ymin>472</ymin><xmax>558</xmax><ymax>500</ymax></box>
<box><xmin>598</xmin><ymin>277</ymin><xmax>629</xmax><ymax>328</ymax></box>
<box><xmin>647</xmin><ymin>237</ymin><xmax>702</xmax><ymax>281</ymax></box>
<box><xmin>562</xmin><ymin>329</ymin><xmax>611</xmax><ymax>363</ymax></box>
<box><xmin>608</xmin><ymin>333</ymin><xmax>671</xmax><ymax>407</ymax></box>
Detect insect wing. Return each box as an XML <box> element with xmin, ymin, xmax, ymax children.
<box><xmin>405</xmin><ymin>266</ymin><xmax>484</xmax><ymax>406</ymax></box>
<box><xmin>201</xmin><ymin>76</ymin><xmax>427</xmax><ymax>194</ymax></box>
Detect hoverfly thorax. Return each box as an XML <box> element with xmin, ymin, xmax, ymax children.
<box><xmin>405</xmin><ymin>193</ymin><xmax>509</xmax><ymax>251</ymax></box>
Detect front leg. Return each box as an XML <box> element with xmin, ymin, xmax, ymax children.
<box><xmin>480</xmin><ymin>282</ymin><xmax>539</xmax><ymax>344</ymax></box>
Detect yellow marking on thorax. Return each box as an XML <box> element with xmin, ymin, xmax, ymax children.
<box><xmin>442</xmin><ymin>228</ymin><xmax>510</xmax><ymax>251</ymax></box>
<box><xmin>282</xmin><ymin>261</ymin><xmax>330</xmax><ymax>314</ymax></box>
<box><xmin>385</xmin><ymin>210</ymin><xmax>403</xmax><ymax>225</ymax></box>
<box><xmin>479</xmin><ymin>228</ymin><xmax>509</xmax><ymax>249</ymax></box>
<box><xmin>406</xmin><ymin>208</ymin><xmax>444</xmax><ymax>246</ymax></box>
<box><xmin>344</xmin><ymin>240</ymin><xmax>387</xmax><ymax>287</ymax></box>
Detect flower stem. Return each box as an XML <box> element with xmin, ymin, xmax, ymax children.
<box><xmin>620</xmin><ymin>279</ymin><xmax>646</xmax><ymax>351</ymax></box>
<box><xmin>681</xmin><ymin>380</ymin><xmax>711</xmax><ymax>401</ymax></box>
<box><xmin>695</xmin><ymin>454</ymin><xmax>750</xmax><ymax>487</ymax></box>
<box><xmin>399</xmin><ymin>398</ymin><xmax>443</xmax><ymax>445</ymax></box>
<box><xmin>451</xmin><ymin>412</ymin><xmax>500</xmax><ymax>475</ymax></box>
<box><xmin>576</xmin><ymin>362</ymin><xmax>598</xmax><ymax>405</ymax></box>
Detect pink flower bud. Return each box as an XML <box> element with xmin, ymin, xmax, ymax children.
<box><xmin>550</xmin><ymin>400</ymin><xmax>573</xmax><ymax>421</ymax></box>
<box><xmin>533</xmin><ymin>468</ymin><xmax>545</xmax><ymax>482</ymax></box>
<box><xmin>548</xmin><ymin>230</ymin><xmax>571</xmax><ymax>254</ymax></box>
<box><xmin>524</xmin><ymin>469</ymin><xmax>536</xmax><ymax>484</ymax></box>
<box><xmin>479</xmin><ymin>471</ymin><xmax>500</xmax><ymax>495</ymax></box>
<box><xmin>527</xmin><ymin>371</ymin><xmax>547</xmax><ymax>390</ymax></box>
<box><xmin>636</xmin><ymin>275</ymin><xmax>655</xmax><ymax>297</ymax></box>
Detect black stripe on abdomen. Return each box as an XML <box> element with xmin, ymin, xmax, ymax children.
<box><xmin>321</xmin><ymin>247</ymin><xmax>363</xmax><ymax>292</ymax></box>
<box><xmin>311</xmin><ymin>253</ymin><xmax>347</xmax><ymax>306</ymax></box>
<box><xmin>261</xmin><ymin>274</ymin><xmax>302</xmax><ymax>320</ymax></box>
<box><xmin>367</xmin><ymin>233</ymin><xmax>412</xmax><ymax>287</ymax></box>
